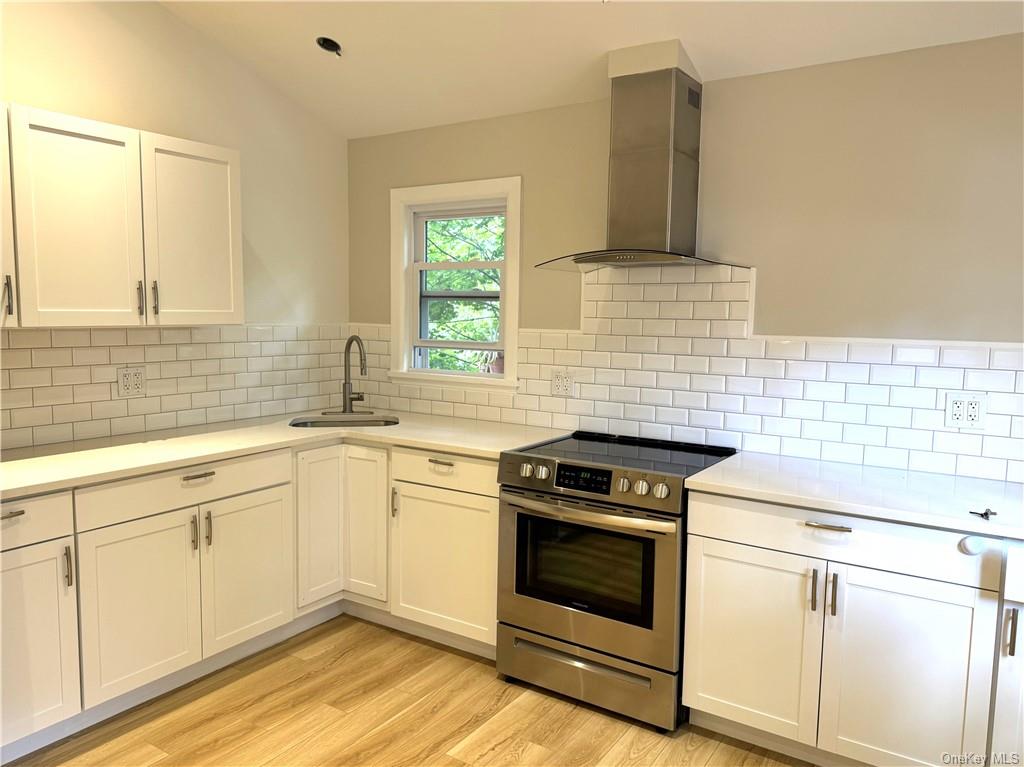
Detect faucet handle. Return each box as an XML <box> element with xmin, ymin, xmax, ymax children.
<box><xmin>351</xmin><ymin>392</ymin><xmax>365</xmax><ymax>401</ymax></box>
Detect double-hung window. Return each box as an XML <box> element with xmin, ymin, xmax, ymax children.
<box><xmin>390</xmin><ymin>177</ymin><xmax>520</xmax><ymax>387</ymax></box>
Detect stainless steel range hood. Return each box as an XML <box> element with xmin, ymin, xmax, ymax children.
<box><xmin>538</xmin><ymin>64</ymin><xmax>742</xmax><ymax>272</ymax></box>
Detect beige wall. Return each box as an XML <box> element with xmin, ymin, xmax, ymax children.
<box><xmin>348</xmin><ymin>100</ymin><xmax>608</xmax><ymax>328</ymax></box>
<box><xmin>1</xmin><ymin>2</ymin><xmax>348</xmax><ymax>324</ymax></box>
<box><xmin>699</xmin><ymin>33</ymin><xmax>1023</xmax><ymax>342</ymax></box>
<box><xmin>348</xmin><ymin>34</ymin><xmax>1022</xmax><ymax>342</ymax></box>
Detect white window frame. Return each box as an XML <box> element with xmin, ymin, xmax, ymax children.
<box><xmin>390</xmin><ymin>177</ymin><xmax>520</xmax><ymax>389</ymax></box>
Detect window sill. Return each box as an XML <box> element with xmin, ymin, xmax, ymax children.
<box><xmin>388</xmin><ymin>369</ymin><xmax>519</xmax><ymax>391</ymax></box>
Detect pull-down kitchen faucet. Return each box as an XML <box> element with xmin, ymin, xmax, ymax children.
<box><xmin>340</xmin><ymin>334</ymin><xmax>367</xmax><ymax>413</ymax></box>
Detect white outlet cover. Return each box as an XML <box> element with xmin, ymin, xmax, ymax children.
<box><xmin>944</xmin><ymin>390</ymin><xmax>987</xmax><ymax>430</ymax></box>
<box><xmin>551</xmin><ymin>368</ymin><xmax>575</xmax><ymax>397</ymax></box>
<box><xmin>117</xmin><ymin>366</ymin><xmax>146</xmax><ymax>398</ymax></box>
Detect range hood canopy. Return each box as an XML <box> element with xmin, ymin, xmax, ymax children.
<box><xmin>539</xmin><ymin>45</ymin><xmax>744</xmax><ymax>272</ymax></box>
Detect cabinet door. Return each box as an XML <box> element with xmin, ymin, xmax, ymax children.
<box><xmin>343</xmin><ymin>444</ymin><xmax>389</xmax><ymax>601</ymax></box>
<box><xmin>296</xmin><ymin>444</ymin><xmax>344</xmax><ymax>607</ymax></box>
<box><xmin>1</xmin><ymin>537</ymin><xmax>80</xmax><ymax>744</ymax></box>
<box><xmin>10</xmin><ymin>106</ymin><xmax>145</xmax><ymax>327</ymax></box>
<box><xmin>391</xmin><ymin>482</ymin><xmax>497</xmax><ymax>644</ymax></box>
<box><xmin>991</xmin><ymin>601</ymin><xmax>1024</xmax><ymax>759</ymax></box>
<box><xmin>200</xmin><ymin>485</ymin><xmax>293</xmax><ymax>656</ymax></box>
<box><xmin>1</xmin><ymin>103</ymin><xmax>18</xmax><ymax>327</ymax></box>
<box><xmin>682</xmin><ymin>536</ymin><xmax>825</xmax><ymax>745</ymax></box>
<box><xmin>141</xmin><ymin>132</ymin><xmax>243</xmax><ymax>326</ymax></box>
<box><xmin>818</xmin><ymin>564</ymin><xmax>997</xmax><ymax>765</ymax></box>
<box><xmin>78</xmin><ymin>509</ymin><xmax>201</xmax><ymax>707</ymax></box>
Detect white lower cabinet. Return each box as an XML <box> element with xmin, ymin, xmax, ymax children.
<box><xmin>391</xmin><ymin>482</ymin><xmax>498</xmax><ymax>644</ymax></box>
<box><xmin>296</xmin><ymin>445</ymin><xmax>345</xmax><ymax>607</ymax></box>
<box><xmin>1</xmin><ymin>537</ymin><xmax>81</xmax><ymax>744</ymax></box>
<box><xmin>818</xmin><ymin>564</ymin><xmax>996</xmax><ymax>765</ymax></box>
<box><xmin>200</xmin><ymin>486</ymin><xmax>294</xmax><ymax>656</ymax></box>
<box><xmin>78</xmin><ymin>509</ymin><xmax>202</xmax><ymax>707</ymax></box>
<box><xmin>682</xmin><ymin>537</ymin><xmax>825</xmax><ymax>746</ymax></box>
<box><xmin>990</xmin><ymin>601</ymin><xmax>1023</xmax><ymax>760</ymax></box>
<box><xmin>342</xmin><ymin>444</ymin><xmax>389</xmax><ymax>601</ymax></box>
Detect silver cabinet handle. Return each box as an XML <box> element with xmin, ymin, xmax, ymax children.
<box><xmin>391</xmin><ymin>487</ymin><xmax>398</xmax><ymax>518</ymax></box>
<box><xmin>830</xmin><ymin>573</ymin><xmax>839</xmax><ymax>617</ymax></box>
<box><xmin>152</xmin><ymin>280</ymin><xmax>160</xmax><ymax>315</ymax></box>
<box><xmin>136</xmin><ymin>280</ymin><xmax>144</xmax><ymax>316</ymax></box>
<box><xmin>1</xmin><ymin>509</ymin><xmax>26</xmax><ymax>521</ymax></box>
<box><xmin>205</xmin><ymin>510</ymin><xmax>213</xmax><ymax>546</ymax></box>
<box><xmin>182</xmin><ymin>470</ymin><xmax>215</xmax><ymax>483</ymax></box>
<box><xmin>805</xmin><ymin>520</ymin><xmax>853</xmax><ymax>534</ymax></box>
<box><xmin>811</xmin><ymin>568</ymin><xmax>819</xmax><ymax>612</ymax></box>
<box><xmin>63</xmin><ymin>545</ymin><xmax>73</xmax><ymax>588</ymax></box>
<box><xmin>428</xmin><ymin>458</ymin><xmax>455</xmax><ymax>468</ymax></box>
<box><xmin>1010</xmin><ymin>608</ymin><xmax>1020</xmax><ymax>657</ymax></box>
<box><xmin>3</xmin><ymin>274</ymin><xmax>13</xmax><ymax>316</ymax></box>
<box><xmin>190</xmin><ymin>514</ymin><xmax>199</xmax><ymax>551</ymax></box>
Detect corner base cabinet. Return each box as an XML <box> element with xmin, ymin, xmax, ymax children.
<box><xmin>1</xmin><ymin>537</ymin><xmax>81</xmax><ymax>744</ymax></box>
<box><xmin>391</xmin><ymin>481</ymin><xmax>498</xmax><ymax>645</ymax></box>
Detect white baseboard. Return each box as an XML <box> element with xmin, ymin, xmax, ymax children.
<box><xmin>341</xmin><ymin>600</ymin><xmax>496</xmax><ymax>660</ymax></box>
<box><xmin>0</xmin><ymin>602</ymin><xmax>344</xmax><ymax>765</ymax></box>
<box><xmin>689</xmin><ymin>710</ymin><xmax>871</xmax><ymax>767</ymax></box>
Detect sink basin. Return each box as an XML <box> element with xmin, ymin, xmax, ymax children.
<box><xmin>289</xmin><ymin>415</ymin><xmax>399</xmax><ymax>428</ymax></box>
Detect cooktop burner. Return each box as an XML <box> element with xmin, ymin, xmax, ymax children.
<box><xmin>525</xmin><ymin>431</ymin><xmax>735</xmax><ymax>477</ymax></box>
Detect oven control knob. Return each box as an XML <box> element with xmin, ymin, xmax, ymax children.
<box><xmin>519</xmin><ymin>463</ymin><xmax>535</xmax><ymax>478</ymax></box>
<box><xmin>535</xmin><ymin>465</ymin><xmax>551</xmax><ymax>480</ymax></box>
<box><xmin>653</xmin><ymin>482</ymin><xmax>671</xmax><ymax>500</ymax></box>
<box><xmin>633</xmin><ymin>479</ymin><xmax>651</xmax><ymax>496</ymax></box>
<box><xmin>616</xmin><ymin>477</ymin><xmax>631</xmax><ymax>493</ymax></box>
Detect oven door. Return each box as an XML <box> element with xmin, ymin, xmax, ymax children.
<box><xmin>498</xmin><ymin>491</ymin><xmax>681</xmax><ymax>671</ymax></box>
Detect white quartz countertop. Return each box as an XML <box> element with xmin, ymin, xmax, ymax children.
<box><xmin>686</xmin><ymin>451</ymin><xmax>1024</xmax><ymax>541</ymax></box>
<box><xmin>0</xmin><ymin>412</ymin><xmax>566</xmax><ymax>499</ymax></box>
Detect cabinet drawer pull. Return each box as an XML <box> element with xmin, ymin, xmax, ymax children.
<box><xmin>63</xmin><ymin>545</ymin><xmax>74</xmax><ymax>588</ymax></box>
<box><xmin>190</xmin><ymin>514</ymin><xmax>199</xmax><ymax>551</ymax></box>
<box><xmin>182</xmin><ymin>470</ymin><xmax>216</xmax><ymax>483</ymax></box>
<box><xmin>428</xmin><ymin>458</ymin><xmax>455</xmax><ymax>468</ymax></box>
<box><xmin>810</xmin><ymin>568</ymin><xmax>819</xmax><ymax>612</ymax></box>
<box><xmin>205</xmin><ymin>510</ymin><xmax>213</xmax><ymax>546</ymax></box>
<box><xmin>1</xmin><ymin>509</ymin><xmax>26</xmax><ymax>521</ymax></box>
<box><xmin>830</xmin><ymin>573</ymin><xmax>839</xmax><ymax>617</ymax></box>
<box><xmin>136</xmin><ymin>280</ymin><xmax>144</xmax><ymax>316</ymax></box>
<box><xmin>391</xmin><ymin>487</ymin><xmax>398</xmax><ymax>518</ymax></box>
<box><xmin>805</xmin><ymin>520</ymin><xmax>853</xmax><ymax>534</ymax></box>
<box><xmin>1010</xmin><ymin>608</ymin><xmax>1020</xmax><ymax>657</ymax></box>
<box><xmin>3</xmin><ymin>274</ymin><xmax>13</xmax><ymax>315</ymax></box>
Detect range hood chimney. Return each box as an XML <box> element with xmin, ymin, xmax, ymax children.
<box><xmin>538</xmin><ymin>41</ymin><xmax>741</xmax><ymax>272</ymax></box>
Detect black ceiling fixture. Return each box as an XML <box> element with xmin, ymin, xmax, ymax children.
<box><xmin>316</xmin><ymin>36</ymin><xmax>343</xmax><ymax>57</ymax></box>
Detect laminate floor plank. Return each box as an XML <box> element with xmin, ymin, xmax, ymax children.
<box><xmin>16</xmin><ymin>616</ymin><xmax>802</xmax><ymax>767</ymax></box>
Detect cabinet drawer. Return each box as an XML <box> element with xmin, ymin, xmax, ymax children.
<box><xmin>1</xmin><ymin>492</ymin><xmax>74</xmax><ymax>551</ymax></box>
<box><xmin>391</xmin><ymin>447</ymin><xmax>498</xmax><ymax>498</ymax></box>
<box><xmin>688</xmin><ymin>491</ymin><xmax>1001</xmax><ymax>591</ymax></box>
<box><xmin>75</xmin><ymin>450</ymin><xmax>291</xmax><ymax>532</ymax></box>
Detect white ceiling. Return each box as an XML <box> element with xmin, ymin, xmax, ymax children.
<box><xmin>167</xmin><ymin>1</ymin><xmax>1023</xmax><ymax>138</ymax></box>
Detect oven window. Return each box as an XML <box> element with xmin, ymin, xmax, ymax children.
<box><xmin>515</xmin><ymin>513</ymin><xmax>655</xmax><ymax>628</ymax></box>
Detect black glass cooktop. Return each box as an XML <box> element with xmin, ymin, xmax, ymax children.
<box><xmin>524</xmin><ymin>431</ymin><xmax>736</xmax><ymax>478</ymax></box>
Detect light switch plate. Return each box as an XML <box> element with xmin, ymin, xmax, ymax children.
<box><xmin>944</xmin><ymin>390</ymin><xmax>987</xmax><ymax>430</ymax></box>
<box><xmin>117</xmin><ymin>366</ymin><xmax>146</xmax><ymax>398</ymax></box>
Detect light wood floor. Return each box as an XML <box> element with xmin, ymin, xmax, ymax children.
<box><xmin>19</xmin><ymin>616</ymin><xmax>809</xmax><ymax>767</ymax></box>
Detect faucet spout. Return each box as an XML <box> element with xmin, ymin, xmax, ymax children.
<box><xmin>341</xmin><ymin>335</ymin><xmax>368</xmax><ymax>414</ymax></box>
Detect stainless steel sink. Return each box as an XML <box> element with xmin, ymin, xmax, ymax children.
<box><xmin>289</xmin><ymin>415</ymin><xmax>399</xmax><ymax>428</ymax></box>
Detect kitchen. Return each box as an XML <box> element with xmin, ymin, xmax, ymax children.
<box><xmin>1</xmin><ymin>2</ymin><xmax>1022</xmax><ymax>766</ymax></box>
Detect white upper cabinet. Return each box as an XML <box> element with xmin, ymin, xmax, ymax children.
<box><xmin>141</xmin><ymin>133</ymin><xmax>243</xmax><ymax>326</ymax></box>
<box><xmin>10</xmin><ymin>106</ymin><xmax>145</xmax><ymax>327</ymax></box>
<box><xmin>817</xmin><ymin>563</ymin><xmax>996</xmax><ymax>766</ymax></box>
<box><xmin>1</xmin><ymin>103</ymin><xmax>18</xmax><ymax>327</ymax></box>
<box><xmin>682</xmin><ymin>536</ymin><xmax>825</xmax><ymax>746</ymax></box>
<box><xmin>342</xmin><ymin>444</ymin><xmax>389</xmax><ymax>602</ymax></box>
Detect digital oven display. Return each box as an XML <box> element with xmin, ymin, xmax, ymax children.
<box><xmin>555</xmin><ymin>464</ymin><xmax>612</xmax><ymax>495</ymax></box>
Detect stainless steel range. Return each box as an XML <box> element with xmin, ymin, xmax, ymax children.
<box><xmin>496</xmin><ymin>431</ymin><xmax>735</xmax><ymax>730</ymax></box>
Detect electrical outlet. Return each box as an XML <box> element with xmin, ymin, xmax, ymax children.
<box><xmin>117</xmin><ymin>366</ymin><xmax>146</xmax><ymax>398</ymax></box>
<box><xmin>945</xmin><ymin>391</ymin><xmax>987</xmax><ymax>430</ymax></box>
<box><xmin>551</xmin><ymin>368</ymin><xmax>575</xmax><ymax>397</ymax></box>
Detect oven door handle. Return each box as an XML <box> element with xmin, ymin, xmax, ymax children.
<box><xmin>505</xmin><ymin>496</ymin><xmax>677</xmax><ymax>536</ymax></box>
